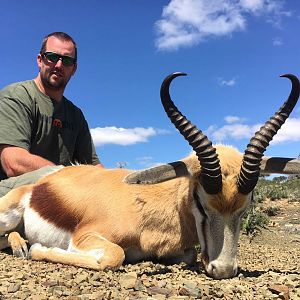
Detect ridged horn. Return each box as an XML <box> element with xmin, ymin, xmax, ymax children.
<box><xmin>238</xmin><ymin>74</ymin><xmax>300</xmax><ymax>194</ymax></box>
<box><xmin>160</xmin><ymin>72</ymin><xmax>222</xmax><ymax>194</ymax></box>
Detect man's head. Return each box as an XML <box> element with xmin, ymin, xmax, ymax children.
<box><xmin>37</xmin><ymin>32</ymin><xmax>77</xmax><ymax>93</ymax></box>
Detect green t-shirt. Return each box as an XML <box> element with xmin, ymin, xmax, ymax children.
<box><xmin>0</xmin><ymin>80</ymin><xmax>100</xmax><ymax>180</ymax></box>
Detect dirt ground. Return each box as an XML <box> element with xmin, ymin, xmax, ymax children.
<box><xmin>0</xmin><ymin>198</ymin><xmax>299</xmax><ymax>300</ymax></box>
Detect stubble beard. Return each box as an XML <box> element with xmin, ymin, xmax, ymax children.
<box><xmin>41</xmin><ymin>71</ymin><xmax>69</xmax><ymax>91</ymax></box>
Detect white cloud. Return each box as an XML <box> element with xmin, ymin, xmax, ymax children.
<box><xmin>135</xmin><ymin>156</ymin><xmax>165</xmax><ymax>168</ymax></box>
<box><xmin>271</xmin><ymin>117</ymin><xmax>300</xmax><ymax>144</ymax></box>
<box><xmin>224</xmin><ymin>115</ymin><xmax>245</xmax><ymax>123</ymax></box>
<box><xmin>90</xmin><ymin>127</ymin><xmax>168</xmax><ymax>146</ymax></box>
<box><xmin>207</xmin><ymin>117</ymin><xmax>300</xmax><ymax>145</ymax></box>
<box><xmin>219</xmin><ymin>78</ymin><xmax>236</xmax><ymax>86</ymax></box>
<box><xmin>273</xmin><ymin>37</ymin><xmax>283</xmax><ymax>46</ymax></box>
<box><xmin>210</xmin><ymin>123</ymin><xmax>261</xmax><ymax>142</ymax></box>
<box><xmin>155</xmin><ymin>0</ymin><xmax>290</xmax><ymax>50</ymax></box>
<box><xmin>239</xmin><ymin>0</ymin><xmax>264</xmax><ymax>12</ymax></box>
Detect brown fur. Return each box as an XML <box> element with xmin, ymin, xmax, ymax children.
<box><xmin>1</xmin><ymin>144</ymin><xmax>247</xmax><ymax>271</ymax></box>
<box><xmin>28</xmin><ymin>165</ymin><xmax>198</xmax><ymax>257</ymax></box>
<box><xmin>183</xmin><ymin>145</ymin><xmax>247</xmax><ymax>213</ymax></box>
<box><xmin>28</xmin><ymin>144</ymin><xmax>245</xmax><ymax>251</ymax></box>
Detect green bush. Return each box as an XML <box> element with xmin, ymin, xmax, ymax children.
<box><xmin>254</xmin><ymin>176</ymin><xmax>299</xmax><ymax>201</ymax></box>
<box><xmin>241</xmin><ymin>176</ymin><xmax>299</xmax><ymax>235</ymax></box>
<box><xmin>266</xmin><ymin>185</ymin><xmax>289</xmax><ymax>200</ymax></box>
<box><xmin>263</xmin><ymin>206</ymin><xmax>280</xmax><ymax>216</ymax></box>
<box><xmin>242</xmin><ymin>206</ymin><xmax>269</xmax><ymax>236</ymax></box>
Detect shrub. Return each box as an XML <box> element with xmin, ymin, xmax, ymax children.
<box><xmin>263</xmin><ymin>206</ymin><xmax>280</xmax><ymax>216</ymax></box>
<box><xmin>265</xmin><ymin>185</ymin><xmax>289</xmax><ymax>200</ymax></box>
<box><xmin>242</xmin><ymin>206</ymin><xmax>269</xmax><ymax>236</ymax></box>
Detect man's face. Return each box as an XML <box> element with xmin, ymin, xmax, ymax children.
<box><xmin>37</xmin><ymin>36</ymin><xmax>77</xmax><ymax>91</ymax></box>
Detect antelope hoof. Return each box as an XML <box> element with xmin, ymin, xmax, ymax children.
<box><xmin>8</xmin><ymin>232</ymin><xmax>29</xmax><ymax>258</ymax></box>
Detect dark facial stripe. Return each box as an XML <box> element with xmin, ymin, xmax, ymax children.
<box><xmin>193</xmin><ymin>190</ymin><xmax>207</xmax><ymax>218</ymax></box>
<box><xmin>193</xmin><ymin>191</ymin><xmax>209</xmax><ymax>261</ymax></box>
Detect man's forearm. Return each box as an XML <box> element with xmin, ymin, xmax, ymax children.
<box><xmin>0</xmin><ymin>146</ymin><xmax>55</xmax><ymax>177</ymax></box>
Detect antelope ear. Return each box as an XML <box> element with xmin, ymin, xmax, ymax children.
<box><xmin>124</xmin><ymin>161</ymin><xmax>189</xmax><ymax>184</ymax></box>
<box><xmin>260</xmin><ymin>156</ymin><xmax>300</xmax><ymax>174</ymax></box>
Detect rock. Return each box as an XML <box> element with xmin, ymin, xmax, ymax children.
<box><xmin>157</xmin><ymin>280</ymin><xmax>167</xmax><ymax>288</ymax></box>
<box><xmin>41</xmin><ymin>279</ymin><xmax>58</xmax><ymax>287</ymax></box>
<box><xmin>178</xmin><ymin>281</ymin><xmax>200</xmax><ymax>298</ymax></box>
<box><xmin>7</xmin><ymin>283</ymin><xmax>21</xmax><ymax>293</ymax></box>
<box><xmin>119</xmin><ymin>272</ymin><xmax>138</xmax><ymax>289</ymax></box>
<box><xmin>134</xmin><ymin>279</ymin><xmax>147</xmax><ymax>292</ymax></box>
<box><xmin>89</xmin><ymin>280</ymin><xmax>101</xmax><ymax>286</ymax></box>
<box><xmin>269</xmin><ymin>284</ymin><xmax>289</xmax><ymax>300</ymax></box>
<box><xmin>152</xmin><ymin>294</ymin><xmax>167</xmax><ymax>300</ymax></box>
<box><xmin>147</xmin><ymin>286</ymin><xmax>172</xmax><ymax>296</ymax></box>
<box><xmin>31</xmin><ymin>294</ymin><xmax>48</xmax><ymax>300</ymax></box>
<box><xmin>51</xmin><ymin>287</ymin><xmax>63</xmax><ymax>297</ymax></box>
<box><xmin>74</xmin><ymin>274</ymin><xmax>88</xmax><ymax>284</ymax></box>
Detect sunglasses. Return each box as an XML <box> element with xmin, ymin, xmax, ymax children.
<box><xmin>42</xmin><ymin>52</ymin><xmax>76</xmax><ymax>66</ymax></box>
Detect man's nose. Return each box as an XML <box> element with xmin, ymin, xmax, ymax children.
<box><xmin>55</xmin><ymin>58</ymin><xmax>64</xmax><ymax>67</ymax></box>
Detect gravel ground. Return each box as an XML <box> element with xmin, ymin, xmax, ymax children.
<box><xmin>0</xmin><ymin>198</ymin><xmax>299</xmax><ymax>300</ymax></box>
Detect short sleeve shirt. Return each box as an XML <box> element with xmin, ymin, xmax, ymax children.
<box><xmin>0</xmin><ymin>80</ymin><xmax>100</xmax><ymax>180</ymax></box>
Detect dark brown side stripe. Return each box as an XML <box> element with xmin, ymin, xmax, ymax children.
<box><xmin>29</xmin><ymin>182</ymin><xmax>79</xmax><ymax>232</ymax></box>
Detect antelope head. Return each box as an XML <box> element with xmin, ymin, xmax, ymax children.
<box><xmin>161</xmin><ymin>72</ymin><xmax>300</xmax><ymax>279</ymax></box>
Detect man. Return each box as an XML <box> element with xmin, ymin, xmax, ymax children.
<box><xmin>0</xmin><ymin>32</ymin><xmax>103</xmax><ymax>197</ymax></box>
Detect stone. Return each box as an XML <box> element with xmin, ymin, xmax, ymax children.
<box><xmin>74</xmin><ymin>274</ymin><xmax>88</xmax><ymax>284</ymax></box>
<box><xmin>147</xmin><ymin>286</ymin><xmax>172</xmax><ymax>296</ymax></box>
<box><xmin>41</xmin><ymin>280</ymin><xmax>58</xmax><ymax>287</ymax></box>
<box><xmin>7</xmin><ymin>283</ymin><xmax>21</xmax><ymax>293</ymax></box>
<box><xmin>269</xmin><ymin>284</ymin><xmax>289</xmax><ymax>300</ymax></box>
<box><xmin>119</xmin><ymin>272</ymin><xmax>138</xmax><ymax>289</ymax></box>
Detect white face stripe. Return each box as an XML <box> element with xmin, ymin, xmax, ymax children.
<box><xmin>191</xmin><ymin>201</ymin><xmax>206</xmax><ymax>252</ymax></box>
<box><xmin>192</xmin><ymin>185</ymin><xmax>252</xmax><ymax>278</ymax></box>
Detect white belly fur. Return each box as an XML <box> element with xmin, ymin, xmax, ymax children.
<box><xmin>23</xmin><ymin>206</ymin><xmax>71</xmax><ymax>250</ymax></box>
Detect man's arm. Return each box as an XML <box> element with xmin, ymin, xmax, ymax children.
<box><xmin>0</xmin><ymin>145</ymin><xmax>55</xmax><ymax>177</ymax></box>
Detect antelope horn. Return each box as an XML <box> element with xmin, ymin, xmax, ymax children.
<box><xmin>237</xmin><ymin>74</ymin><xmax>300</xmax><ymax>194</ymax></box>
<box><xmin>160</xmin><ymin>72</ymin><xmax>222</xmax><ymax>194</ymax></box>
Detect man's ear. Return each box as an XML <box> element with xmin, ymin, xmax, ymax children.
<box><xmin>71</xmin><ymin>63</ymin><xmax>77</xmax><ymax>76</ymax></box>
<box><xmin>36</xmin><ymin>54</ymin><xmax>43</xmax><ymax>69</ymax></box>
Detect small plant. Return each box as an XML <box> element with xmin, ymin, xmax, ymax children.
<box><xmin>288</xmin><ymin>191</ymin><xmax>300</xmax><ymax>203</ymax></box>
<box><xmin>242</xmin><ymin>176</ymin><xmax>299</xmax><ymax>236</ymax></box>
<box><xmin>263</xmin><ymin>206</ymin><xmax>280</xmax><ymax>216</ymax></box>
<box><xmin>253</xmin><ymin>188</ymin><xmax>266</xmax><ymax>203</ymax></box>
<box><xmin>242</xmin><ymin>206</ymin><xmax>269</xmax><ymax>236</ymax></box>
<box><xmin>266</xmin><ymin>185</ymin><xmax>289</xmax><ymax>200</ymax></box>
<box><xmin>256</xmin><ymin>176</ymin><xmax>300</xmax><ymax>202</ymax></box>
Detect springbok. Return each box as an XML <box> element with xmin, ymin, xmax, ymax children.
<box><xmin>0</xmin><ymin>73</ymin><xmax>299</xmax><ymax>279</ymax></box>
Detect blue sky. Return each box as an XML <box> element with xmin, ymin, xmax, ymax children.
<box><xmin>1</xmin><ymin>0</ymin><xmax>300</xmax><ymax>169</ymax></box>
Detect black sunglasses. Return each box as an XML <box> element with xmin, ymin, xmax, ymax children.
<box><xmin>42</xmin><ymin>52</ymin><xmax>76</xmax><ymax>66</ymax></box>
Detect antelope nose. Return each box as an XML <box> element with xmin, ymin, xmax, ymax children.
<box><xmin>207</xmin><ymin>262</ymin><xmax>238</xmax><ymax>279</ymax></box>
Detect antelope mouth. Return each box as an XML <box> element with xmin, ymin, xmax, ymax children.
<box><xmin>200</xmin><ymin>251</ymin><xmax>209</xmax><ymax>269</ymax></box>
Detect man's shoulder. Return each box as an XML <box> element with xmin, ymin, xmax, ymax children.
<box><xmin>2</xmin><ymin>80</ymin><xmax>34</xmax><ymax>91</ymax></box>
<box><xmin>1</xmin><ymin>80</ymin><xmax>36</xmax><ymax>100</ymax></box>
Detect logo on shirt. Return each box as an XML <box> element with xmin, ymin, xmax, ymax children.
<box><xmin>53</xmin><ymin>119</ymin><xmax>63</xmax><ymax>128</ymax></box>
